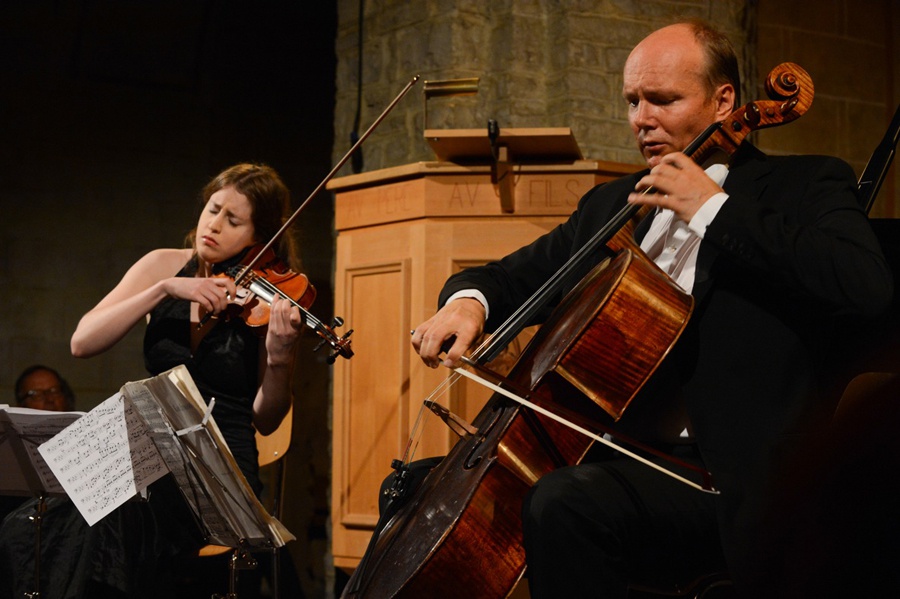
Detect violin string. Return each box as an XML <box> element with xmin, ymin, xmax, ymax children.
<box><xmin>247</xmin><ymin>275</ymin><xmax>334</xmax><ymax>339</ymax></box>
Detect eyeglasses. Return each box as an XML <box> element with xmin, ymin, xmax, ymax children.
<box><xmin>18</xmin><ymin>386</ymin><xmax>64</xmax><ymax>402</ymax></box>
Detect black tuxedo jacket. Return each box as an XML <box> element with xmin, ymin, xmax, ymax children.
<box><xmin>439</xmin><ymin>144</ymin><xmax>893</xmax><ymax>581</ymax></box>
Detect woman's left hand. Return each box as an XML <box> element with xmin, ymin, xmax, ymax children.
<box><xmin>265</xmin><ymin>294</ymin><xmax>304</xmax><ymax>365</ymax></box>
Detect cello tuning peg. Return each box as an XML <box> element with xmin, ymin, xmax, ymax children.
<box><xmin>331</xmin><ymin>316</ymin><xmax>345</xmax><ymax>328</ymax></box>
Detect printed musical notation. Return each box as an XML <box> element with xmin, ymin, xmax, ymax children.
<box><xmin>0</xmin><ymin>406</ymin><xmax>84</xmax><ymax>496</ymax></box>
<box><xmin>22</xmin><ymin>366</ymin><xmax>293</xmax><ymax>548</ymax></box>
<box><xmin>38</xmin><ymin>393</ymin><xmax>169</xmax><ymax>526</ymax></box>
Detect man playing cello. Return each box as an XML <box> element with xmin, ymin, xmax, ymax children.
<box><xmin>412</xmin><ymin>20</ymin><xmax>893</xmax><ymax>598</ymax></box>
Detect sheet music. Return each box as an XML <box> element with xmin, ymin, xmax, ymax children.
<box><xmin>121</xmin><ymin>377</ymin><xmax>235</xmax><ymax>542</ymax></box>
<box><xmin>38</xmin><ymin>394</ymin><xmax>169</xmax><ymax>526</ymax></box>
<box><xmin>27</xmin><ymin>367</ymin><xmax>293</xmax><ymax>548</ymax></box>
<box><xmin>125</xmin><ymin>367</ymin><xmax>294</xmax><ymax>548</ymax></box>
<box><xmin>0</xmin><ymin>406</ymin><xmax>84</xmax><ymax>495</ymax></box>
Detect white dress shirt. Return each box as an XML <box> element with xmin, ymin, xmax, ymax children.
<box><xmin>638</xmin><ymin>163</ymin><xmax>730</xmax><ymax>293</ymax></box>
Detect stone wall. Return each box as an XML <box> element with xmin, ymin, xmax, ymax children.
<box><xmin>754</xmin><ymin>0</ymin><xmax>899</xmax><ymax>217</ymax></box>
<box><xmin>333</xmin><ymin>0</ymin><xmax>753</xmax><ymax>172</ymax></box>
<box><xmin>333</xmin><ymin>0</ymin><xmax>899</xmax><ymax>217</ymax></box>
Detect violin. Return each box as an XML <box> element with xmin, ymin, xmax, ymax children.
<box><xmin>213</xmin><ymin>244</ymin><xmax>354</xmax><ymax>363</ymax></box>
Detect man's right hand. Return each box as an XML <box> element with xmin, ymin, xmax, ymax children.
<box><xmin>411</xmin><ymin>298</ymin><xmax>486</xmax><ymax>368</ymax></box>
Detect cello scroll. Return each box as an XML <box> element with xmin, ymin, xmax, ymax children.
<box><xmin>692</xmin><ymin>62</ymin><xmax>814</xmax><ymax>164</ymax></box>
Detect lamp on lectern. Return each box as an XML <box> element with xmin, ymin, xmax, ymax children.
<box><xmin>423</xmin><ymin>77</ymin><xmax>479</xmax><ymax>130</ymax></box>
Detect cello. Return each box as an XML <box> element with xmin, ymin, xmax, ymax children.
<box><xmin>342</xmin><ymin>62</ymin><xmax>815</xmax><ymax>598</ymax></box>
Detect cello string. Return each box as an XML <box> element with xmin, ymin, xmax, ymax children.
<box><xmin>401</xmin><ymin>371</ymin><xmax>464</xmax><ymax>464</ymax></box>
<box><xmin>398</xmin><ymin>125</ymin><xmax>723</xmax><ymax>484</ymax></box>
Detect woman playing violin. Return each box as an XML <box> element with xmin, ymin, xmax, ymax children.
<box><xmin>72</xmin><ymin>163</ymin><xmax>304</xmax><ymax>494</ymax></box>
<box><xmin>69</xmin><ymin>163</ymin><xmax>303</xmax><ymax>597</ymax></box>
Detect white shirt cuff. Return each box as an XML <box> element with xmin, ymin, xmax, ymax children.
<box><xmin>444</xmin><ymin>289</ymin><xmax>490</xmax><ymax>320</ymax></box>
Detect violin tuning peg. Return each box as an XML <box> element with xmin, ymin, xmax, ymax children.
<box><xmin>331</xmin><ymin>316</ymin><xmax>345</xmax><ymax>328</ymax></box>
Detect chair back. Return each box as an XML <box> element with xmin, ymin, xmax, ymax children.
<box><xmin>256</xmin><ymin>404</ymin><xmax>293</xmax><ymax>468</ymax></box>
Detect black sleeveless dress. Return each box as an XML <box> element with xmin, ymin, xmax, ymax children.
<box><xmin>143</xmin><ymin>256</ymin><xmax>263</xmax><ymax>495</ymax></box>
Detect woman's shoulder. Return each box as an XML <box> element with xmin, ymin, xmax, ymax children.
<box><xmin>130</xmin><ymin>248</ymin><xmax>194</xmax><ymax>279</ymax></box>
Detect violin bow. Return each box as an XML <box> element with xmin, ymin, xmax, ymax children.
<box><xmin>235</xmin><ymin>75</ymin><xmax>421</xmax><ymax>284</ymax></box>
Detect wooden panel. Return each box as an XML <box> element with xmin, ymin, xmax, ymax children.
<box><xmin>332</xmin><ymin>255</ymin><xmax>412</xmax><ymax>563</ymax></box>
<box><xmin>341</xmin><ymin>262</ymin><xmax>409</xmax><ymax>526</ymax></box>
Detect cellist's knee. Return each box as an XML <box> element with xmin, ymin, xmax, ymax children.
<box><xmin>522</xmin><ymin>464</ymin><xmax>633</xmax><ymax>597</ymax></box>
<box><xmin>522</xmin><ymin>463</ymin><xmax>632</xmax><ymax>542</ymax></box>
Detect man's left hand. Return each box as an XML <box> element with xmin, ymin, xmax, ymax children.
<box><xmin>627</xmin><ymin>152</ymin><xmax>724</xmax><ymax>222</ymax></box>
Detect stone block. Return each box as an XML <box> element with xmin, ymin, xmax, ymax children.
<box><xmin>758</xmin><ymin>0</ymin><xmax>840</xmax><ymax>34</ymax></box>
<box><xmin>786</xmin><ymin>30</ymin><xmax>886</xmax><ymax>101</ymax></box>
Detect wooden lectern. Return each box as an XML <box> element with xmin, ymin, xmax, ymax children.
<box><xmin>327</xmin><ymin>128</ymin><xmax>640</xmax><ymax>572</ymax></box>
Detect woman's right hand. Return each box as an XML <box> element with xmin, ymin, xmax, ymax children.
<box><xmin>162</xmin><ymin>276</ymin><xmax>237</xmax><ymax>315</ymax></box>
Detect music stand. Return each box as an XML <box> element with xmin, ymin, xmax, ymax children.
<box><xmin>424</xmin><ymin>127</ymin><xmax>583</xmax><ymax>212</ymax></box>
<box><xmin>120</xmin><ymin>367</ymin><xmax>294</xmax><ymax>597</ymax></box>
<box><xmin>33</xmin><ymin>367</ymin><xmax>293</xmax><ymax>599</ymax></box>
<box><xmin>0</xmin><ymin>406</ymin><xmax>83</xmax><ymax>598</ymax></box>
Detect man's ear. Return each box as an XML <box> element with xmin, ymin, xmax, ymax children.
<box><xmin>715</xmin><ymin>83</ymin><xmax>737</xmax><ymax>118</ymax></box>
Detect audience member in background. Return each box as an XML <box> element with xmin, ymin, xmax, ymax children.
<box><xmin>1</xmin><ymin>365</ymin><xmax>94</xmax><ymax>599</ymax></box>
<box><xmin>14</xmin><ymin>364</ymin><xmax>76</xmax><ymax>412</ymax></box>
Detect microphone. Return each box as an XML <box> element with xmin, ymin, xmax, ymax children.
<box><xmin>487</xmin><ymin>119</ymin><xmax>500</xmax><ymax>161</ymax></box>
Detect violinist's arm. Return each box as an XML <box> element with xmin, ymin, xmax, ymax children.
<box><xmin>70</xmin><ymin>248</ymin><xmax>235</xmax><ymax>358</ymax></box>
<box><xmin>253</xmin><ymin>294</ymin><xmax>304</xmax><ymax>435</ymax></box>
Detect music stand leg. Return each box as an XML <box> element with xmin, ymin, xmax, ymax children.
<box><xmin>24</xmin><ymin>493</ymin><xmax>47</xmax><ymax>599</ymax></box>
<box><xmin>271</xmin><ymin>544</ymin><xmax>280</xmax><ymax>599</ymax></box>
<box><xmin>213</xmin><ymin>543</ymin><xmax>257</xmax><ymax>599</ymax></box>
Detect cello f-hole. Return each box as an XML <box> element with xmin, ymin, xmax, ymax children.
<box><xmin>462</xmin><ymin>399</ymin><xmax>507</xmax><ymax>469</ymax></box>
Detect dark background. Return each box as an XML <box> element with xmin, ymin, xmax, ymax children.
<box><xmin>1</xmin><ymin>1</ymin><xmax>340</xmax><ymax>595</ymax></box>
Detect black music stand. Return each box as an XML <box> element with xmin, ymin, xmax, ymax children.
<box><xmin>119</xmin><ymin>367</ymin><xmax>294</xmax><ymax>598</ymax></box>
<box><xmin>0</xmin><ymin>405</ymin><xmax>83</xmax><ymax>598</ymax></box>
<box><xmin>33</xmin><ymin>366</ymin><xmax>293</xmax><ymax>599</ymax></box>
